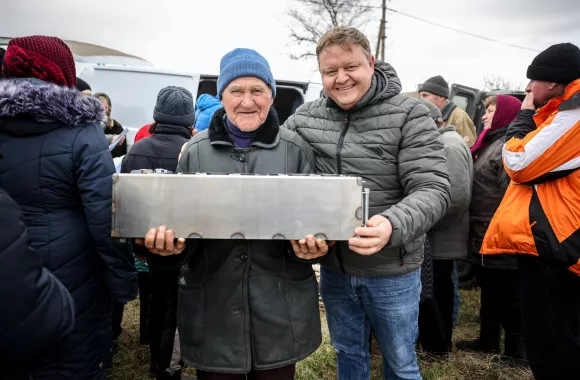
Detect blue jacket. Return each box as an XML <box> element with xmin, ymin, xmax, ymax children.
<box><xmin>0</xmin><ymin>188</ymin><xmax>75</xmax><ymax>377</ymax></box>
<box><xmin>0</xmin><ymin>79</ymin><xmax>137</xmax><ymax>379</ymax></box>
<box><xmin>195</xmin><ymin>94</ymin><xmax>222</xmax><ymax>132</ymax></box>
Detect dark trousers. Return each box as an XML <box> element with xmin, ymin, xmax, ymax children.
<box><xmin>418</xmin><ymin>259</ymin><xmax>454</xmax><ymax>353</ymax></box>
<box><xmin>519</xmin><ymin>256</ymin><xmax>580</xmax><ymax>380</ymax></box>
<box><xmin>112</xmin><ymin>302</ymin><xmax>125</xmax><ymax>341</ymax></box>
<box><xmin>149</xmin><ymin>269</ymin><xmax>181</xmax><ymax>379</ymax></box>
<box><xmin>196</xmin><ymin>364</ymin><xmax>296</xmax><ymax>380</ymax></box>
<box><xmin>432</xmin><ymin>260</ymin><xmax>455</xmax><ymax>348</ymax></box>
<box><xmin>138</xmin><ymin>272</ymin><xmax>152</xmax><ymax>344</ymax></box>
<box><xmin>418</xmin><ymin>298</ymin><xmax>448</xmax><ymax>354</ymax></box>
<box><xmin>477</xmin><ymin>267</ymin><xmax>525</xmax><ymax>357</ymax></box>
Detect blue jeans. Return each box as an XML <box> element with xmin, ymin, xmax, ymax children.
<box><xmin>320</xmin><ymin>267</ymin><xmax>422</xmax><ymax>380</ymax></box>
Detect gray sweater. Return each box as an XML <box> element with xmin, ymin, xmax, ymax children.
<box><xmin>427</xmin><ymin>126</ymin><xmax>473</xmax><ymax>260</ymax></box>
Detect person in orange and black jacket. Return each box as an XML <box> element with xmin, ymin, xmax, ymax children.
<box><xmin>481</xmin><ymin>43</ymin><xmax>580</xmax><ymax>380</ymax></box>
<box><xmin>456</xmin><ymin>95</ymin><xmax>526</xmax><ymax>364</ymax></box>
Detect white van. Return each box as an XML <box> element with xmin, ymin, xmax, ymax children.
<box><xmin>1</xmin><ymin>38</ymin><xmax>324</xmax><ymax>149</ymax></box>
<box><xmin>79</xmin><ymin>65</ymin><xmax>323</xmax><ymax>149</ymax></box>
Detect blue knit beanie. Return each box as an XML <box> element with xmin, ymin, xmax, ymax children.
<box><xmin>217</xmin><ymin>48</ymin><xmax>276</xmax><ymax>99</ymax></box>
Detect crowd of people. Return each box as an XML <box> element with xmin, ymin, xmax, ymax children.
<box><xmin>0</xmin><ymin>27</ymin><xmax>579</xmax><ymax>380</ymax></box>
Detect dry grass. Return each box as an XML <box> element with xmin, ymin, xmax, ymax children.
<box><xmin>110</xmin><ymin>290</ymin><xmax>533</xmax><ymax>380</ymax></box>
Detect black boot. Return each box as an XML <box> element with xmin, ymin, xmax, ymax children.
<box><xmin>503</xmin><ymin>335</ymin><xmax>528</xmax><ymax>368</ymax></box>
<box><xmin>456</xmin><ymin>338</ymin><xmax>500</xmax><ymax>354</ymax></box>
<box><xmin>156</xmin><ymin>368</ymin><xmax>182</xmax><ymax>380</ymax></box>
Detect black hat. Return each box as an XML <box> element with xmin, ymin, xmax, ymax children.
<box><xmin>154</xmin><ymin>86</ymin><xmax>195</xmax><ymax>127</ymax></box>
<box><xmin>527</xmin><ymin>43</ymin><xmax>580</xmax><ymax>85</ymax></box>
<box><xmin>75</xmin><ymin>77</ymin><xmax>91</xmax><ymax>92</ymax></box>
<box><xmin>418</xmin><ymin>75</ymin><xmax>450</xmax><ymax>99</ymax></box>
<box><xmin>0</xmin><ymin>48</ymin><xmax>6</xmax><ymax>79</ymax></box>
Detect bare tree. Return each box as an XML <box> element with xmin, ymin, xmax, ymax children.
<box><xmin>483</xmin><ymin>75</ymin><xmax>523</xmax><ymax>91</ymax></box>
<box><xmin>286</xmin><ymin>0</ymin><xmax>374</xmax><ymax>60</ymax></box>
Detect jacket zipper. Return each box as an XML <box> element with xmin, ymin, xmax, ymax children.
<box><xmin>243</xmin><ymin>242</ymin><xmax>252</xmax><ymax>370</ymax></box>
<box><xmin>336</xmin><ymin>112</ymin><xmax>350</xmax><ymax>174</ymax></box>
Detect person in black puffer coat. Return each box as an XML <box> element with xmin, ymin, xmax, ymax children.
<box><xmin>121</xmin><ymin>86</ymin><xmax>195</xmax><ymax>380</ymax></box>
<box><xmin>0</xmin><ymin>36</ymin><xmax>137</xmax><ymax>380</ymax></box>
<box><xmin>0</xmin><ymin>187</ymin><xmax>75</xmax><ymax>379</ymax></box>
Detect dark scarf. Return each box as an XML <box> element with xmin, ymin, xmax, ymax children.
<box><xmin>207</xmin><ymin>107</ymin><xmax>280</xmax><ymax>147</ymax></box>
<box><xmin>226</xmin><ymin>117</ymin><xmax>259</xmax><ymax>148</ymax></box>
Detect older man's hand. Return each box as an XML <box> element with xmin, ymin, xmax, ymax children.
<box><xmin>522</xmin><ymin>92</ymin><xmax>536</xmax><ymax>111</ymax></box>
<box><xmin>290</xmin><ymin>235</ymin><xmax>335</xmax><ymax>260</ymax></box>
<box><xmin>135</xmin><ymin>226</ymin><xmax>186</xmax><ymax>256</ymax></box>
<box><xmin>349</xmin><ymin>215</ymin><xmax>392</xmax><ymax>255</ymax></box>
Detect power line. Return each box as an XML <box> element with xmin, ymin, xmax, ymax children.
<box><xmin>289</xmin><ymin>0</ymin><xmax>540</xmax><ymax>53</ymax></box>
<box><xmin>385</xmin><ymin>7</ymin><xmax>540</xmax><ymax>53</ymax></box>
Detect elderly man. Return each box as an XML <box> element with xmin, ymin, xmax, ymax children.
<box><xmin>481</xmin><ymin>42</ymin><xmax>580</xmax><ymax>380</ymax></box>
<box><xmin>419</xmin><ymin>75</ymin><xmax>477</xmax><ymax>147</ymax></box>
<box><xmin>284</xmin><ymin>27</ymin><xmax>450</xmax><ymax>380</ymax></box>
<box><xmin>137</xmin><ymin>48</ymin><xmax>324</xmax><ymax>380</ymax></box>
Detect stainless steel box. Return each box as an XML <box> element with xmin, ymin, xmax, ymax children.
<box><xmin>112</xmin><ymin>173</ymin><xmax>368</xmax><ymax>240</ymax></box>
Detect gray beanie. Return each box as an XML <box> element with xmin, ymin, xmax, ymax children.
<box><xmin>418</xmin><ymin>75</ymin><xmax>450</xmax><ymax>99</ymax></box>
<box><xmin>154</xmin><ymin>86</ymin><xmax>195</xmax><ymax>127</ymax></box>
<box><xmin>418</xmin><ymin>98</ymin><xmax>443</xmax><ymax>120</ymax></box>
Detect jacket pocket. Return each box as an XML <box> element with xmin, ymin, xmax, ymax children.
<box><xmin>177</xmin><ymin>282</ymin><xmax>205</xmax><ymax>347</ymax></box>
<box><xmin>283</xmin><ymin>272</ymin><xmax>320</xmax><ymax>343</ymax></box>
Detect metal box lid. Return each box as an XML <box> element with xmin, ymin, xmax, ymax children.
<box><xmin>112</xmin><ymin>173</ymin><xmax>367</xmax><ymax>240</ymax></box>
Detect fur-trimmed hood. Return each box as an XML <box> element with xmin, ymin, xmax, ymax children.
<box><xmin>0</xmin><ymin>79</ymin><xmax>105</xmax><ymax>135</ymax></box>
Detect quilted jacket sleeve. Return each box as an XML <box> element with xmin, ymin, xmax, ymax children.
<box><xmin>73</xmin><ymin>123</ymin><xmax>137</xmax><ymax>303</ymax></box>
<box><xmin>503</xmin><ymin>107</ymin><xmax>580</xmax><ymax>184</ymax></box>
<box><xmin>381</xmin><ymin>103</ymin><xmax>451</xmax><ymax>247</ymax></box>
<box><xmin>0</xmin><ymin>189</ymin><xmax>75</xmax><ymax>364</ymax></box>
<box><xmin>430</xmin><ymin>133</ymin><xmax>472</xmax><ymax>230</ymax></box>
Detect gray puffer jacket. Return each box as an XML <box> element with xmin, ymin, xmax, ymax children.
<box><xmin>152</xmin><ymin>108</ymin><xmax>321</xmax><ymax>373</ymax></box>
<box><xmin>284</xmin><ymin>61</ymin><xmax>451</xmax><ymax>277</ymax></box>
<box><xmin>427</xmin><ymin>126</ymin><xmax>473</xmax><ymax>260</ymax></box>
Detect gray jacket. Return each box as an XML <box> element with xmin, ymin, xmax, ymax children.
<box><xmin>284</xmin><ymin>61</ymin><xmax>451</xmax><ymax>277</ymax></box>
<box><xmin>158</xmin><ymin>108</ymin><xmax>321</xmax><ymax>373</ymax></box>
<box><xmin>427</xmin><ymin>126</ymin><xmax>473</xmax><ymax>260</ymax></box>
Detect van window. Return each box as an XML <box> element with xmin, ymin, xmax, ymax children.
<box><xmin>80</xmin><ymin>67</ymin><xmax>199</xmax><ymax>130</ymax></box>
<box><xmin>452</xmin><ymin>95</ymin><xmax>469</xmax><ymax>112</ymax></box>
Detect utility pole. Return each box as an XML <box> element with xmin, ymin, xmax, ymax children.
<box><xmin>376</xmin><ymin>0</ymin><xmax>387</xmax><ymax>60</ymax></box>
<box><xmin>380</xmin><ymin>0</ymin><xmax>386</xmax><ymax>60</ymax></box>
<box><xmin>375</xmin><ymin>14</ymin><xmax>383</xmax><ymax>57</ymax></box>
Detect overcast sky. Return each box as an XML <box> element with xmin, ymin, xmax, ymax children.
<box><xmin>2</xmin><ymin>0</ymin><xmax>579</xmax><ymax>91</ymax></box>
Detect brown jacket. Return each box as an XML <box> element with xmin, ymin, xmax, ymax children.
<box><xmin>445</xmin><ymin>105</ymin><xmax>477</xmax><ymax>147</ymax></box>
